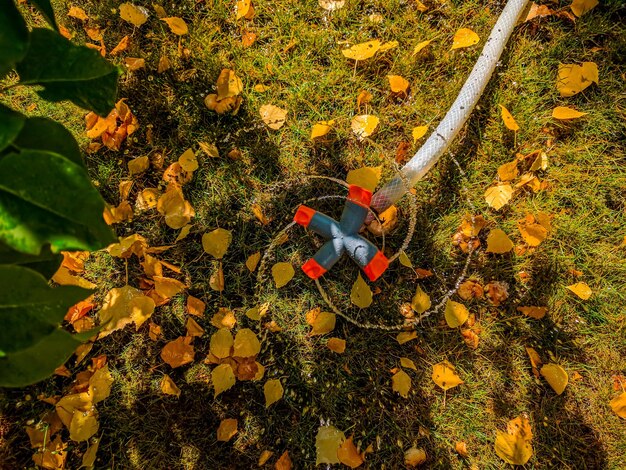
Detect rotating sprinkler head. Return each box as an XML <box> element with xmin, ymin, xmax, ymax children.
<box><xmin>294</xmin><ymin>184</ymin><xmax>389</xmax><ymax>282</ymax></box>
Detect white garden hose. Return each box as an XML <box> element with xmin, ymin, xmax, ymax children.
<box><xmin>370</xmin><ymin>0</ymin><xmax>531</xmax><ymax>214</ymax></box>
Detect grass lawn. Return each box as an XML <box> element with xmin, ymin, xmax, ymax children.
<box><xmin>1</xmin><ymin>0</ymin><xmax>625</xmax><ymax>468</ymax></box>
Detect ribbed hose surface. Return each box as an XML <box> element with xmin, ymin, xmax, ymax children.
<box><xmin>370</xmin><ymin>0</ymin><xmax>530</xmax><ymax>213</ymax></box>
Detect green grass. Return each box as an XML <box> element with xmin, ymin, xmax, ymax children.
<box><xmin>1</xmin><ymin>0</ymin><xmax>625</xmax><ymax>468</ymax></box>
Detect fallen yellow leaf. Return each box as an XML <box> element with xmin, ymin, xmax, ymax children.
<box><xmin>346</xmin><ymin>166</ymin><xmax>382</xmax><ymax>192</ymax></box>
<box><xmin>260</xmin><ymin>104</ymin><xmax>287</xmax><ymax>129</ymax></box>
<box><xmin>392</xmin><ymin>369</ymin><xmax>411</xmax><ymax>398</ymax></box>
<box><xmin>497</xmin><ymin>160</ymin><xmax>519</xmax><ymax>181</ymax></box>
<box><xmin>499</xmin><ymin>105</ymin><xmax>520</xmax><ymax>131</ymax></box>
<box><xmin>272</xmin><ymin>262</ymin><xmax>295</xmax><ymax>288</ymax></box>
<box><xmin>517</xmin><ymin>306</ymin><xmax>547</xmax><ymax>319</ymax></box>
<box><xmin>119</xmin><ymin>3</ymin><xmax>149</xmax><ymax>26</ymax></box>
<box><xmin>202</xmin><ymin>228</ymin><xmax>232</xmax><ymax>259</ymax></box>
<box><xmin>400</xmin><ymin>357</ymin><xmax>417</xmax><ymax>370</ymax></box>
<box><xmin>552</xmin><ymin>106</ymin><xmax>587</xmax><ymax>120</ymax></box>
<box><xmin>432</xmin><ymin>360</ymin><xmax>463</xmax><ymax>390</ymax></box>
<box><xmin>566</xmin><ymin>282</ymin><xmax>592</xmax><ymax>300</ymax></box>
<box><xmin>404</xmin><ymin>447</ymin><xmax>427</xmax><ymax>467</ymax></box>
<box><xmin>264</xmin><ymin>379</ymin><xmax>284</xmax><ymax>407</ymax></box>
<box><xmin>161</xmin><ymin>336</ymin><xmax>194</xmax><ymax>368</ymax></box>
<box><xmin>412</xmin><ymin>39</ymin><xmax>432</xmax><ymax>55</ymax></box>
<box><xmin>444</xmin><ymin>300</ymin><xmax>469</xmax><ymax>328</ymax></box>
<box><xmin>388</xmin><ymin>75</ymin><xmax>410</xmax><ymax>94</ymax></box>
<box><xmin>495</xmin><ymin>415</ymin><xmax>533</xmax><ymax>465</ymax></box>
<box><xmin>311</xmin><ymin>120</ymin><xmax>335</xmax><ymax>139</ymax></box>
<box><xmin>351</xmin><ymin>115</ymin><xmax>380</xmax><ymax>140</ymax></box>
<box><xmin>245</xmin><ymin>252</ymin><xmax>261</xmax><ymax>272</ymax></box>
<box><xmin>160</xmin><ymin>374</ymin><xmax>181</xmax><ymax>397</ymax></box>
<box><xmin>610</xmin><ymin>392</ymin><xmax>626</xmax><ymax>419</ymax></box>
<box><xmin>217</xmin><ymin>418</ymin><xmax>238</xmax><ymax>442</ymax></box>
<box><xmin>541</xmin><ymin>363</ymin><xmax>568</xmax><ymax>394</ymax></box>
<box><xmin>570</xmin><ymin>0</ymin><xmax>598</xmax><ymax>17</ymax></box>
<box><xmin>486</xmin><ymin>228</ymin><xmax>514</xmax><ymax>254</ymax></box>
<box><xmin>161</xmin><ymin>17</ymin><xmax>188</xmax><ymax>35</ymax></box>
<box><xmin>350</xmin><ymin>274</ymin><xmax>373</xmax><ymax>308</ymax></box>
<box><xmin>451</xmin><ymin>28</ymin><xmax>479</xmax><ymax>50</ymax></box>
<box><xmin>411</xmin><ymin>285</ymin><xmax>431</xmax><ymax>314</ymax></box>
<box><xmin>342</xmin><ymin>40</ymin><xmax>381</xmax><ymax>60</ymax></box>
<box><xmin>337</xmin><ymin>436</ymin><xmax>364</xmax><ymax>468</ymax></box>
<box><xmin>216</xmin><ymin>69</ymin><xmax>243</xmax><ymax>100</ymax></box>
<box><xmin>306</xmin><ymin>308</ymin><xmax>336</xmax><ymax>336</ymax></box>
<box><xmin>557</xmin><ymin>62</ymin><xmax>598</xmax><ymax>97</ymax></box>
<box><xmin>411</xmin><ymin>125</ymin><xmax>428</xmax><ymax>144</ymax></box>
<box><xmin>327</xmin><ymin>337</ymin><xmax>346</xmax><ymax>353</ymax></box>
<box><xmin>485</xmin><ymin>184</ymin><xmax>513</xmax><ymax>210</ymax></box>
<box><xmin>212</xmin><ymin>363</ymin><xmax>236</xmax><ymax>397</ymax></box>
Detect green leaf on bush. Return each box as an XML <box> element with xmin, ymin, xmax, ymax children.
<box><xmin>13</xmin><ymin>116</ymin><xmax>83</xmax><ymax>166</ymax></box>
<box><xmin>0</xmin><ymin>0</ymin><xmax>30</xmax><ymax>78</ymax></box>
<box><xmin>16</xmin><ymin>28</ymin><xmax>119</xmax><ymax>116</ymax></box>
<box><xmin>0</xmin><ymin>150</ymin><xmax>114</xmax><ymax>255</ymax></box>
<box><xmin>30</xmin><ymin>0</ymin><xmax>58</xmax><ymax>30</ymax></box>
<box><xmin>0</xmin><ymin>265</ymin><xmax>93</xmax><ymax>387</ymax></box>
<box><xmin>0</xmin><ymin>104</ymin><xmax>25</xmax><ymax>153</ymax></box>
<box><xmin>0</xmin><ymin>242</ymin><xmax>62</xmax><ymax>279</ymax></box>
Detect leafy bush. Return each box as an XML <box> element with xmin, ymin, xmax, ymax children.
<box><xmin>0</xmin><ymin>0</ymin><xmax>118</xmax><ymax>387</ymax></box>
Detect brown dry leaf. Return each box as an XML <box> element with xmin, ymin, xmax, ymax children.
<box><xmin>157</xmin><ymin>55</ymin><xmax>171</xmax><ymax>73</ymax></box>
<box><xmin>499</xmin><ymin>105</ymin><xmax>520</xmax><ymax>132</ymax></box>
<box><xmin>461</xmin><ymin>328</ymin><xmax>479</xmax><ymax>349</ymax></box>
<box><xmin>260</xmin><ymin>104</ymin><xmax>287</xmax><ymax>130</ymax></box>
<box><xmin>148</xmin><ymin>321</ymin><xmax>162</xmax><ymax>341</ymax></box>
<box><xmin>186</xmin><ymin>317</ymin><xmax>204</xmax><ymax>337</ymax></box>
<box><xmin>388</xmin><ymin>75</ymin><xmax>410</xmax><ymax>94</ymax></box>
<box><xmin>485</xmin><ymin>184</ymin><xmax>513</xmax><ymax>210</ymax></box>
<box><xmin>119</xmin><ymin>3</ymin><xmax>149</xmax><ymax>26</ymax></box>
<box><xmin>495</xmin><ymin>416</ymin><xmax>533</xmax><ymax>465</ymax></box>
<box><xmin>552</xmin><ymin>106</ymin><xmax>587</xmax><ymax>120</ymax></box>
<box><xmin>570</xmin><ymin>0</ymin><xmax>598</xmax><ymax>17</ymax></box>
<box><xmin>163</xmin><ymin>162</ymin><xmax>192</xmax><ymax>185</ymax></box>
<box><xmin>444</xmin><ymin>300</ymin><xmax>469</xmax><ymax>328</ymax></box>
<box><xmin>350</xmin><ymin>274</ymin><xmax>373</xmax><ymax>309</ymax></box>
<box><xmin>525</xmin><ymin>2</ymin><xmax>553</xmax><ymax>21</ymax></box>
<box><xmin>486</xmin><ymin>228</ymin><xmax>514</xmax><ymax>254</ymax></box>
<box><xmin>187</xmin><ymin>295</ymin><xmax>206</xmax><ymax>317</ymax></box>
<box><xmin>98</xmin><ymin>285</ymin><xmax>156</xmax><ymax>338</ymax></box>
<box><xmin>251</xmin><ymin>203</ymin><xmax>271</xmax><ymax>225</ymax></box>
<box><xmin>557</xmin><ymin>62</ymin><xmax>598</xmax><ymax>97</ymax></box>
<box><xmin>610</xmin><ymin>392</ymin><xmax>626</xmax><ymax>419</ymax></box>
<box><xmin>337</xmin><ymin>436</ymin><xmax>364</xmax><ymax>468</ymax></box>
<box><xmin>306</xmin><ymin>309</ymin><xmax>336</xmax><ymax>336</ymax></box>
<box><xmin>246</xmin><ymin>252</ymin><xmax>261</xmax><ymax>272</ymax></box>
<box><xmin>125</xmin><ymin>57</ymin><xmax>145</xmax><ymax>71</ymax></box>
<box><xmin>525</xmin><ymin>347</ymin><xmax>543</xmax><ymax>377</ymax></box>
<box><xmin>356</xmin><ymin>90</ymin><xmax>373</xmax><ymax>109</ymax></box>
<box><xmin>84</xmin><ymin>25</ymin><xmax>103</xmax><ymax>41</ymax></box>
<box><xmin>272</xmin><ymin>262</ymin><xmax>295</xmax><ymax>288</ymax></box>
<box><xmin>258</xmin><ymin>450</ymin><xmax>274</xmax><ymax>466</ymax></box>
<box><xmin>198</xmin><ymin>141</ymin><xmax>219</xmax><ymax>158</ymax></box>
<box><xmin>242</xmin><ymin>30</ymin><xmax>257</xmax><ymax>47</ymax></box>
<box><xmin>566</xmin><ymin>282</ymin><xmax>592</xmax><ymax>300</ymax></box>
<box><xmin>458</xmin><ymin>280</ymin><xmax>483</xmax><ymax>300</ymax></box>
<box><xmin>161</xmin><ymin>336</ymin><xmax>195</xmax><ymax>368</ymax></box>
<box><xmin>212</xmin><ymin>363</ymin><xmax>236</xmax><ymax>397</ymax></box>
<box><xmin>405</xmin><ymin>447</ymin><xmax>427</xmax><ymax>467</ymax></box>
<box><xmin>455</xmin><ymin>441</ymin><xmax>469</xmax><ymax>457</ymax></box>
<box><xmin>110</xmin><ymin>35</ymin><xmax>130</xmax><ymax>55</ymax></box>
<box><xmin>264</xmin><ymin>379</ymin><xmax>284</xmax><ymax>407</ymax></box>
<box><xmin>451</xmin><ymin>28</ymin><xmax>479</xmax><ymax>50</ymax></box>
<box><xmin>485</xmin><ymin>281</ymin><xmax>509</xmax><ymax>306</ymax></box>
<box><xmin>211</xmin><ymin>308</ymin><xmax>237</xmax><ymax>329</ymax></box>
<box><xmin>396</xmin><ymin>330</ymin><xmax>417</xmax><ymax>344</ymax></box>
<box><xmin>217</xmin><ymin>418</ymin><xmax>238</xmax><ymax>442</ymax></box>
<box><xmin>157</xmin><ymin>184</ymin><xmax>195</xmax><ymax>229</ymax></box>
<box><xmin>275</xmin><ymin>451</ymin><xmax>293</xmax><ymax>470</ymax></box>
<box><xmin>327</xmin><ymin>338</ymin><xmax>346</xmax><ymax>353</ymax></box>
<box><xmin>366</xmin><ymin>205</ymin><xmax>398</xmax><ymax>236</ymax></box>
<box><xmin>311</xmin><ymin>120</ymin><xmax>336</xmax><ymax>140</ymax></box>
<box><xmin>517</xmin><ymin>306</ymin><xmax>547</xmax><ymax>319</ymax></box>
<box><xmin>351</xmin><ymin>115</ymin><xmax>379</xmax><ymax>140</ymax></box>
<box><xmin>161</xmin><ymin>17</ymin><xmax>188</xmax><ymax>35</ymax></box>
<box><xmin>160</xmin><ymin>374</ymin><xmax>181</xmax><ymax>397</ymax></box>
<box><xmin>498</xmin><ymin>160</ymin><xmax>519</xmax><ymax>181</ymax></box>
<box><xmin>432</xmin><ymin>360</ymin><xmax>463</xmax><ymax>391</ymax></box>
<box><xmin>68</xmin><ymin>6</ymin><xmax>89</xmax><ymax>21</ymax></box>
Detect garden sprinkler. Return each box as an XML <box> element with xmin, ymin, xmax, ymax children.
<box><xmin>294</xmin><ymin>0</ymin><xmax>530</xmax><ymax>282</ymax></box>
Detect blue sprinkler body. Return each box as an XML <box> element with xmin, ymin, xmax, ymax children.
<box><xmin>294</xmin><ymin>185</ymin><xmax>389</xmax><ymax>282</ymax></box>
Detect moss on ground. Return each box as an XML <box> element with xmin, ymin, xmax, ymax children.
<box><xmin>1</xmin><ymin>0</ymin><xmax>625</xmax><ymax>469</ymax></box>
